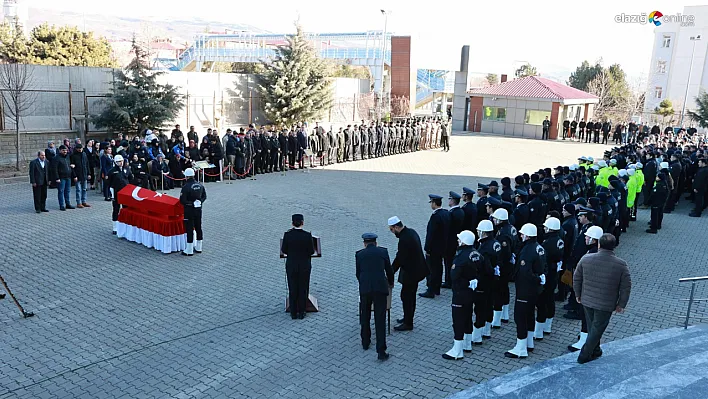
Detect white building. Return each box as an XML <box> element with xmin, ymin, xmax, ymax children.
<box><xmin>645</xmin><ymin>5</ymin><xmax>708</xmax><ymax>127</ymax></box>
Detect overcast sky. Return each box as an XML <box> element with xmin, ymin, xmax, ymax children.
<box><xmin>28</xmin><ymin>0</ymin><xmax>685</xmax><ymax>81</ymax></box>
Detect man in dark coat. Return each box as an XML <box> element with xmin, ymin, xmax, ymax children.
<box><xmin>444</xmin><ymin>191</ymin><xmax>465</xmax><ymax>288</ymax></box>
<box><xmin>388</xmin><ymin>216</ymin><xmax>428</xmax><ymax>331</ymax></box>
<box><xmin>29</xmin><ymin>151</ymin><xmax>49</xmax><ymax>213</ymax></box>
<box><xmin>420</xmin><ymin>194</ymin><xmax>450</xmax><ymax>298</ymax></box>
<box><xmin>281</xmin><ymin>214</ymin><xmax>315</xmax><ymax>319</ymax></box>
<box><xmin>356</xmin><ymin>233</ymin><xmax>394</xmax><ymax>361</ymax></box>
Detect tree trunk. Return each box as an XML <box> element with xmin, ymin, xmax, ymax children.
<box><xmin>15</xmin><ymin>102</ymin><xmax>20</xmax><ymax>171</ymax></box>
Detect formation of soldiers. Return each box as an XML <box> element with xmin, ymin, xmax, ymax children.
<box><xmin>414</xmin><ymin>135</ymin><xmax>707</xmax><ymax>361</ymax></box>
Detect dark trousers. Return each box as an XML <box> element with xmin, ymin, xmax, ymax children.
<box><xmin>287</xmin><ymin>266</ymin><xmax>311</xmax><ymax>316</ymax></box>
<box><xmin>536</xmin><ymin>283</ymin><xmax>555</xmax><ymax>322</ymax></box>
<box><xmin>694</xmin><ymin>190</ymin><xmax>705</xmax><ymax>215</ymax></box>
<box><xmin>585</xmin><ymin>131</ymin><xmax>592</xmax><ymax>143</ymax></box>
<box><xmin>32</xmin><ymin>184</ymin><xmax>47</xmax><ymax>211</ymax></box>
<box><xmin>542</xmin><ymin>128</ymin><xmax>549</xmax><ymax>140</ymax></box>
<box><xmin>578</xmin><ymin>129</ymin><xmax>584</xmax><ymax>141</ymax></box>
<box><xmin>183</xmin><ymin>207</ymin><xmax>203</xmax><ymax>243</ymax></box>
<box><xmin>443</xmin><ymin>252</ymin><xmax>454</xmax><ymax>285</ymax></box>
<box><xmin>112</xmin><ymin>200</ymin><xmax>121</xmax><ymax>221</ymax></box>
<box><xmin>400</xmin><ymin>283</ymin><xmax>417</xmax><ymax>325</ymax></box>
<box><xmin>103</xmin><ymin>177</ymin><xmax>111</xmax><ymax>199</ymax></box>
<box><xmin>473</xmin><ymin>290</ymin><xmax>490</xmax><ymax>328</ymax></box>
<box><xmin>492</xmin><ymin>278</ymin><xmax>510</xmax><ymax>311</ymax></box>
<box><xmin>514</xmin><ymin>298</ymin><xmax>535</xmax><ymax>339</ymax></box>
<box><xmin>441</xmin><ymin>136</ymin><xmax>450</xmax><ymax>151</ymax></box>
<box><xmin>650</xmin><ymin>206</ymin><xmax>663</xmax><ymax>230</ymax></box>
<box><xmin>452</xmin><ymin>303</ymin><xmax>472</xmax><ymax>340</ymax></box>
<box><xmin>602</xmin><ymin>133</ymin><xmax>609</xmax><ymax>144</ymax></box>
<box><xmin>425</xmin><ymin>253</ymin><xmax>443</xmax><ymax>294</ymax></box>
<box><xmin>579</xmin><ymin>307</ymin><xmax>612</xmax><ymax>361</ymax></box>
<box><xmin>360</xmin><ymin>293</ymin><xmax>387</xmax><ymax>353</ymax></box>
<box><xmin>642</xmin><ymin>183</ymin><xmax>654</xmax><ymax>206</ymax></box>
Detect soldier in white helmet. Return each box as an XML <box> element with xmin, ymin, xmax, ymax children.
<box><xmin>107</xmin><ymin>154</ymin><xmax>132</xmax><ymax>235</ymax></box>
<box><xmin>470</xmin><ymin>219</ymin><xmax>500</xmax><ymax>346</ymax></box>
<box><xmin>535</xmin><ymin>217</ymin><xmax>564</xmax><ymax>340</ymax></box>
<box><xmin>505</xmin><ymin>223</ymin><xmax>546</xmax><ymax>359</ymax></box>
<box><xmin>492</xmin><ymin>208</ymin><xmax>517</xmax><ymax>328</ymax></box>
<box><xmin>180</xmin><ymin>168</ymin><xmax>207</xmax><ymax>256</ymax></box>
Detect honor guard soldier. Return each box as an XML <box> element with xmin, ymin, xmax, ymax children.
<box><xmin>461</xmin><ymin>187</ymin><xmax>478</xmax><ymax>232</ymax></box>
<box><xmin>444</xmin><ymin>191</ymin><xmax>465</xmax><ymax>289</ymax></box>
<box><xmin>505</xmin><ymin>224</ymin><xmax>546</xmax><ymax>359</ymax></box>
<box><xmin>443</xmin><ymin>231</ymin><xmax>484</xmax><ymax>360</ymax></box>
<box><xmin>491</xmin><ymin>208</ymin><xmax>517</xmax><ymax>328</ymax></box>
<box><xmin>281</xmin><ymin>214</ymin><xmax>315</xmax><ymax>319</ymax></box>
<box><xmin>356</xmin><ymin>233</ymin><xmax>394</xmax><ymax>361</ymax></box>
<box><xmin>420</xmin><ymin>194</ymin><xmax>450</xmax><ymax>298</ymax></box>
<box><xmin>107</xmin><ymin>154</ymin><xmax>132</xmax><ymax>235</ymax></box>
<box><xmin>472</xmin><ymin>220</ymin><xmax>500</xmax><ymax>345</ymax></box>
<box><xmin>388</xmin><ymin>216</ymin><xmax>428</xmax><ymax>331</ymax></box>
<box><xmin>535</xmin><ymin>217</ymin><xmax>564</xmax><ymax>339</ymax></box>
<box><xmin>180</xmin><ymin>168</ymin><xmax>207</xmax><ymax>256</ymax></box>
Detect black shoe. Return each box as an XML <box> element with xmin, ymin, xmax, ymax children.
<box><xmin>394</xmin><ymin>323</ymin><xmax>413</xmax><ymax>331</ymax></box>
<box><xmin>298</xmin><ymin>313</ymin><xmax>306</xmax><ymax>319</ymax></box>
<box><xmin>112</xmin><ymin>231</ymin><xmax>117</xmax><ymax>235</ymax></box>
<box><xmin>362</xmin><ymin>343</ymin><xmax>370</xmax><ymax>350</ymax></box>
<box><xmin>418</xmin><ymin>290</ymin><xmax>435</xmax><ymax>298</ymax></box>
<box><xmin>60</xmin><ymin>207</ymin><xmax>66</xmax><ymax>211</ymax></box>
<box><xmin>689</xmin><ymin>213</ymin><xmax>701</xmax><ymax>217</ymax></box>
<box><xmin>35</xmin><ymin>210</ymin><xmax>41</xmax><ymax>213</ymax></box>
<box><xmin>563</xmin><ymin>311</ymin><xmax>582</xmax><ymax>320</ymax></box>
<box><xmin>646</xmin><ymin>229</ymin><xmax>657</xmax><ymax>234</ymax></box>
<box><xmin>378</xmin><ymin>352</ymin><xmax>390</xmax><ymax>361</ymax></box>
<box><xmin>396</xmin><ymin>318</ymin><xmax>405</xmax><ymax>324</ymax></box>
<box><xmin>577</xmin><ymin>355</ymin><xmax>595</xmax><ymax>364</ymax></box>
<box><xmin>65</xmin><ymin>205</ymin><xmax>75</xmax><ymax>209</ymax></box>
<box><xmin>41</xmin><ymin>209</ymin><xmax>49</xmax><ymax>212</ymax></box>
<box><xmin>0</xmin><ymin>293</ymin><xmax>5</xmax><ymax>299</ymax></box>
<box><xmin>104</xmin><ymin>198</ymin><xmax>112</xmax><ymax>202</ymax></box>
<box><xmin>441</xmin><ymin>282</ymin><xmax>452</xmax><ymax>289</ymax></box>
<box><xmin>501</xmin><ymin>319</ymin><xmax>509</xmax><ymax>324</ymax></box>
<box><xmin>291</xmin><ymin>313</ymin><xmax>297</xmax><ymax>320</ymax></box>
<box><xmin>563</xmin><ymin>303</ymin><xmax>575</xmax><ymax>310</ymax></box>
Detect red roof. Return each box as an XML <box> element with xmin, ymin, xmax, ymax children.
<box><xmin>469</xmin><ymin>76</ymin><xmax>598</xmax><ymax>101</ymax></box>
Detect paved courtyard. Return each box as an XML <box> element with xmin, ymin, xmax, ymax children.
<box><xmin>0</xmin><ymin>134</ymin><xmax>706</xmax><ymax>399</ymax></box>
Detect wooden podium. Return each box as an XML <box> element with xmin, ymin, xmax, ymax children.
<box><xmin>280</xmin><ymin>236</ymin><xmax>321</xmax><ymax>313</ymax></box>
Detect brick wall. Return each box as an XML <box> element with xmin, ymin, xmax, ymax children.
<box><xmin>0</xmin><ymin>130</ymin><xmax>110</xmax><ymax>167</ymax></box>
<box><xmin>390</xmin><ymin>36</ymin><xmax>412</xmax><ymax>102</ymax></box>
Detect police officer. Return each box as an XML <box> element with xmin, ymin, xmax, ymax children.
<box><xmin>107</xmin><ymin>154</ymin><xmax>132</xmax><ymax>235</ymax></box>
<box><xmin>505</xmin><ymin>224</ymin><xmax>546</xmax><ymax>359</ymax></box>
<box><xmin>535</xmin><ymin>217</ymin><xmax>564</xmax><ymax>339</ymax></box>
<box><xmin>443</xmin><ymin>230</ymin><xmax>483</xmax><ymax>360</ymax></box>
<box><xmin>180</xmin><ymin>168</ymin><xmax>207</xmax><ymax>256</ymax></box>
<box><xmin>444</xmin><ymin>191</ymin><xmax>465</xmax><ymax>289</ymax></box>
<box><xmin>512</xmin><ymin>189</ymin><xmax>530</xmax><ymax>231</ymax></box>
<box><xmin>420</xmin><ymin>194</ymin><xmax>450</xmax><ymax>298</ymax></box>
<box><xmin>356</xmin><ymin>233</ymin><xmax>394</xmax><ymax>361</ymax></box>
<box><xmin>461</xmin><ymin>187</ymin><xmax>478</xmax><ymax>232</ymax></box>
<box><xmin>476</xmin><ymin>184</ymin><xmax>490</xmax><ymax>224</ymax></box>
<box><xmin>472</xmin><ymin>220</ymin><xmax>500</xmax><ymax>345</ymax></box>
<box><xmin>491</xmin><ymin>208</ymin><xmax>517</xmax><ymax>328</ymax></box>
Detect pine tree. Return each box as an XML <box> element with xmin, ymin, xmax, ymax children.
<box><xmin>257</xmin><ymin>24</ymin><xmax>333</xmax><ymax>126</ymax></box>
<box><xmin>687</xmin><ymin>92</ymin><xmax>708</xmax><ymax>128</ymax></box>
<box><xmin>92</xmin><ymin>38</ymin><xmax>184</xmax><ymax>135</ymax></box>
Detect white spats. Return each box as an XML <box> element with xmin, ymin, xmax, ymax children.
<box><xmin>569</xmin><ymin>332</ymin><xmax>588</xmax><ymax>352</ymax></box>
<box><xmin>504</xmin><ymin>338</ymin><xmax>528</xmax><ymax>358</ymax></box>
<box><xmin>527</xmin><ymin>332</ymin><xmax>535</xmax><ymax>352</ymax></box>
<box><xmin>463</xmin><ymin>334</ymin><xmax>473</xmax><ymax>352</ymax></box>
<box><xmin>534</xmin><ymin>322</ymin><xmax>545</xmax><ymax>340</ymax></box>
<box><xmin>183</xmin><ymin>242</ymin><xmax>194</xmax><ymax>256</ymax></box>
<box><xmin>443</xmin><ymin>340</ymin><xmax>465</xmax><ymax>360</ymax></box>
<box><xmin>544</xmin><ymin>318</ymin><xmax>553</xmax><ymax>334</ymax></box>
<box><xmin>492</xmin><ymin>311</ymin><xmax>503</xmax><ymax>328</ymax></box>
<box><xmin>194</xmin><ymin>240</ymin><xmax>203</xmax><ymax>253</ymax></box>
<box><xmin>471</xmin><ymin>326</ymin><xmax>483</xmax><ymax>345</ymax></box>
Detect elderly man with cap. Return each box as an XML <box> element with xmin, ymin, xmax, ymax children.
<box><xmin>505</xmin><ymin>223</ymin><xmax>546</xmax><ymax>359</ymax></box>
<box><xmin>568</xmin><ymin>225</ymin><xmax>603</xmax><ymax>352</ymax></box>
<box><xmin>492</xmin><ymin>208</ymin><xmax>517</xmax><ymax>328</ymax></box>
<box><xmin>488</xmin><ymin>181</ymin><xmax>501</xmax><ymax>201</ymax></box>
<box><xmin>473</xmin><ymin>220</ymin><xmax>500</xmax><ymax>345</ymax></box>
<box><xmin>281</xmin><ymin>214</ymin><xmax>315</xmax><ymax>319</ymax></box>
<box><xmin>442</xmin><ymin>230</ymin><xmax>486</xmax><ymax>360</ymax></box>
<box><xmin>536</xmin><ymin>217</ymin><xmax>564</xmax><ymax>338</ymax></box>
<box><xmin>476</xmin><ymin>183</ymin><xmax>490</xmax><ymax>224</ymax></box>
<box><xmin>388</xmin><ymin>216</ymin><xmax>427</xmax><ymax>331</ymax></box>
<box><xmin>443</xmin><ymin>191</ymin><xmax>465</xmax><ymax>289</ymax></box>
<box><xmin>461</xmin><ymin>187</ymin><xmax>478</xmax><ymax>232</ymax></box>
<box><xmin>356</xmin><ymin>232</ymin><xmax>394</xmax><ymax>361</ymax></box>
<box><xmin>107</xmin><ymin>154</ymin><xmax>132</xmax><ymax>234</ymax></box>
<box><xmin>420</xmin><ymin>194</ymin><xmax>450</xmax><ymax>298</ymax></box>
<box><xmin>180</xmin><ymin>168</ymin><xmax>207</xmax><ymax>256</ymax></box>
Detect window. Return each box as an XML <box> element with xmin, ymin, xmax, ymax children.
<box><xmin>662</xmin><ymin>36</ymin><xmax>671</xmax><ymax>48</ymax></box>
<box><xmin>657</xmin><ymin>60</ymin><xmax>667</xmax><ymax>74</ymax></box>
<box><xmin>524</xmin><ymin>110</ymin><xmax>551</xmax><ymax>126</ymax></box>
<box><xmin>483</xmin><ymin>106</ymin><xmax>506</xmax><ymax>122</ymax></box>
<box><xmin>655</xmin><ymin>86</ymin><xmax>663</xmax><ymax>99</ymax></box>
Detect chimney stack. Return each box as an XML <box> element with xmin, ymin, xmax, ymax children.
<box><xmin>500</xmin><ymin>74</ymin><xmax>508</xmax><ymax>83</ymax></box>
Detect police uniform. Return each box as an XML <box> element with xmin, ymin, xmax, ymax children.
<box><xmin>476</xmin><ymin>184</ymin><xmax>490</xmax><ymax>223</ymax></box>
<box><xmin>493</xmin><ymin>218</ymin><xmax>518</xmax><ymax>325</ymax></box>
<box><xmin>356</xmin><ymin>233</ymin><xmax>394</xmax><ymax>360</ymax></box>
<box><xmin>444</xmin><ymin>191</ymin><xmax>465</xmax><ymax>288</ymax></box>
<box><xmin>107</xmin><ymin>156</ymin><xmax>132</xmax><ymax>234</ymax></box>
<box><xmin>461</xmin><ymin>187</ymin><xmax>478</xmax><ymax>231</ymax></box>
<box><xmin>473</xmin><ymin>231</ymin><xmax>500</xmax><ymax>344</ymax></box>
<box><xmin>512</xmin><ymin>189</ymin><xmax>530</xmax><ymax>231</ymax></box>
<box><xmin>421</xmin><ymin>194</ymin><xmax>450</xmax><ymax>298</ymax></box>
<box><xmin>180</xmin><ymin>169</ymin><xmax>207</xmax><ymax>255</ymax></box>
<box><xmin>536</xmin><ymin>225</ymin><xmax>564</xmax><ymax>339</ymax></box>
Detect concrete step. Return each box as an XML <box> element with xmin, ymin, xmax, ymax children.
<box><xmin>0</xmin><ymin>176</ymin><xmax>26</xmax><ymax>185</ymax></box>
<box><xmin>448</xmin><ymin>325</ymin><xmax>708</xmax><ymax>399</ymax></box>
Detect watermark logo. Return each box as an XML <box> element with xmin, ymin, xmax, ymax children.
<box><xmin>649</xmin><ymin>11</ymin><xmax>663</xmax><ymax>26</ymax></box>
<box><xmin>615</xmin><ymin>11</ymin><xmax>695</xmax><ymax>27</ymax></box>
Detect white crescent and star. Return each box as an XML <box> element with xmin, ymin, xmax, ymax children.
<box><xmin>132</xmin><ymin>186</ymin><xmax>146</xmax><ymax>201</ymax></box>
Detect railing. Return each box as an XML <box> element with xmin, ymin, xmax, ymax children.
<box><xmin>680</xmin><ymin>276</ymin><xmax>708</xmax><ymax>329</ymax></box>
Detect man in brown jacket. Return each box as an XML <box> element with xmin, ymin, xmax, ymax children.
<box><xmin>573</xmin><ymin>233</ymin><xmax>631</xmax><ymax>364</ymax></box>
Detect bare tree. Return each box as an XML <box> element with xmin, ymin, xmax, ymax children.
<box><xmin>620</xmin><ymin>74</ymin><xmax>647</xmax><ymax>122</ymax></box>
<box><xmin>0</xmin><ymin>62</ymin><xmax>37</xmax><ymax>170</ymax></box>
<box><xmin>390</xmin><ymin>95</ymin><xmax>410</xmax><ymax>117</ymax></box>
<box><xmin>357</xmin><ymin>93</ymin><xmax>375</xmax><ymax>121</ymax></box>
<box><xmin>586</xmin><ymin>71</ymin><xmax>612</xmax><ymax>119</ymax></box>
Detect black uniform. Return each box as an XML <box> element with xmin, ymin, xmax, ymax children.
<box><xmin>476</xmin><ymin>236</ymin><xmax>500</xmax><ymax>330</ymax></box>
<box><xmin>513</xmin><ymin>239</ymin><xmax>545</xmax><ymax>340</ymax></box>
<box><xmin>356</xmin><ymin>243</ymin><xmax>394</xmax><ymax>354</ymax></box>
<box><xmin>539</xmin><ymin>231</ymin><xmax>563</xmax><ymax>324</ymax></box>
<box><xmin>450</xmin><ymin>246</ymin><xmax>485</xmax><ymax>340</ymax></box>
<box><xmin>179</xmin><ymin>177</ymin><xmax>207</xmax><ymax>244</ymax></box>
<box><xmin>281</xmin><ymin>228</ymin><xmax>315</xmax><ymax>317</ymax></box>
<box><xmin>424</xmin><ymin>208</ymin><xmax>450</xmax><ymax>295</ymax></box>
<box><xmin>512</xmin><ymin>203</ymin><xmax>530</xmax><ymax>231</ymax></box>
<box><xmin>495</xmin><ymin>222</ymin><xmax>518</xmax><ymax>315</ymax></box>
<box><xmin>392</xmin><ymin>227</ymin><xmax>428</xmax><ymax>326</ymax></box>
<box><xmin>107</xmin><ymin>163</ymin><xmax>132</xmax><ymax>223</ymax></box>
<box><xmin>461</xmin><ymin>201</ymin><xmax>478</xmax><ymax>232</ymax></box>
<box><xmin>445</xmin><ymin>206</ymin><xmax>465</xmax><ymax>286</ymax></box>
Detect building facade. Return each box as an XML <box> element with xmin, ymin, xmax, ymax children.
<box><xmin>644</xmin><ymin>5</ymin><xmax>708</xmax><ymax>126</ymax></box>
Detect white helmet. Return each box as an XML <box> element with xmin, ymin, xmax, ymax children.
<box><xmin>184</xmin><ymin>168</ymin><xmax>195</xmax><ymax>177</ymax></box>
<box><xmin>629</xmin><ymin>164</ymin><xmax>637</xmax><ymax>169</ymax></box>
<box><xmin>520</xmin><ymin>223</ymin><xmax>537</xmax><ymax>237</ymax></box>
<box><xmin>636</xmin><ymin>162</ymin><xmax>643</xmax><ymax>169</ymax></box>
<box><xmin>113</xmin><ymin>155</ymin><xmax>124</xmax><ymax>163</ymax></box>
<box><xmin>543</xmin><ymin>217</ymin><xmax>561</xmax><ymax>231</ymax></box>
<box><xmin>477</xmin><ymin>219</ymin><xmax>494</xmax><ymax>233</ymax></box>
<box><xmin>585</xmin><ymin>225</ymin><xmax>603</xmax><ymax>240</ymax></box>
<box><xmin>492</xmin><ymin>208</ymin><xmax>509</xmax><ymax>221</ymax></box>
<box><xmin>618</xmin><ymin>169</ymin><xmax>628</xmax><ymax>177</ymax></box>
<box><xmin>598</xmin><ymin>160</ymin><xmax>608</xmax><ymax>168</ymax></box>
<box><xmin>660</xmin><ymin>162</ymin><xmax>669</xmax><ymax>170</ymax></box>
<box><xmin>457</xmin><ymin>230</ymin><xmax>476</xmax><ymax>246</ymax></box>
<box><xmin>628</xmin><ymin>168</ymin><xmax>636</xmax><ymax>176</ymax></box>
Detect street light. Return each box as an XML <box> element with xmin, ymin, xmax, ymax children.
<box><xmin>378</xmin><ymin>9</ymin><xmax>391</xmax><ymax>120</ymax></box>
<box><xmin>680</xmin><ymin>35</ymin><xmax>701</xmax><ymax>128</ymax></box>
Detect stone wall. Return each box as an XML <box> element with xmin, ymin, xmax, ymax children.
<box><xmin>0</xmin><ymin>130</ymin><xmax>111</xmax><ymax>167</ymax></box>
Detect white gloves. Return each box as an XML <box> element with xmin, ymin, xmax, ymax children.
<box><xmin>557</xmin><ymin>261</ymin><xmax>563</xmax><ymax>272</ymax></box>
<box><xmin>539</xmin><ymin>274</ymin><xmax>546</xmax><ymax>286</ymax></box>
<box><xmin>615</xmin><ymin>219</ymin><xmax>620</xmax><ymax>227</ymax></box>
<box><xmin>194</xmin><ymin>200</ymin><xmax>202</xmax><ymax>208</ymax></box>
<box><xmin>510</xmin><ymin>253</ymin><xmax>516</xmax><ymax>265</ymax></box>
<box><xmin>469</xmin><ymin>279</ymin><xmax>478</xmax><ymax>290</ymax></box>
<box><xmin>494</xmin><ymin>266</ymin><xmax>501</xmax><ymax>276</ymax></box>
<box><xmin>109</xmin><ymin>188</ymin><xmax>114</xmax><ymax>198</ymax></box>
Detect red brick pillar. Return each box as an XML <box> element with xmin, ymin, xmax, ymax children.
<box><xmin>468</xmin><ymin>97</ymin><xmax>484</xmax><ymax>132</ymax></box>
<box><xmin>549</xmin><ymin>102</ymin><xmax>561</xmax><ymax>140</ymax></box>
<box><xmin>583</xmin><ymin>103</ymin><xmax>589</xmax><ymax>121</ymax></box>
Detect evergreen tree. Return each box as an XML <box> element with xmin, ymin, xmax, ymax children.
<box><xmin>567</xmin><ymin>60</ymin><xmax>603</xmax><ymax>91</ymax></box>
<box><xmin>0</xmin><ymin>21</ymin><xmax>29</xmax><ymax>63</ymax></box>
<box><xmin>92</xmin><ymin>39</ymin><xmax>184</xmax><ymax>135</ymax></box>
<box><xmin>485</xmin><ymin>73</ymin><xmax>498</xmax><ymax>86</ymax></box>
<box><xmin>654</xmin><ymin>99</ymin><xmax>675</xmax><ymax>125</ymax></box>
<box><xmin>514</xmin><ymin>63</ymin><xmax>538</xmax><ymax>78</ymax></box>
<box><xmin>687</xmin><ymin>92</ymin><xmax>708</xmax><ymax>128</ymax></box>
<box><xmin>257</xmin><ymin>24</ymin><xmax>333</xmax><ymax>126</ymax></box>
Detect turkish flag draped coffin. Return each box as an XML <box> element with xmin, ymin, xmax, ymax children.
<box><xmin>115</xmin><ymin>184</ymin><xmax>186</xmax><ymax>254</ymax></box>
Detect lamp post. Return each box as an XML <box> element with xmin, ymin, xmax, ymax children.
<box><xmin>680</xmin><ymin>35</ymin><xmax>701</xmax><ymax>128</ymax></box>
<box><xmin>378</xmin><ymin>9</ymin><xmax>390</xmax><ymax>120</ymax></box>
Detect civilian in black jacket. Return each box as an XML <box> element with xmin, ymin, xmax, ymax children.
<box><xmin>50</xmin><ymin>145</ymin><xmax>74</xmax><ymax>210</ymax></box>
<box><xmin>281</xmin><ymin>214</ymin><xmax>315</xmax><ymax>319</ymax></box>
<box><xmin>278</xmin><ymin>130</ymin><xmax>288</xmax><ymax>171</ymax></box>
<box><xmin>690</xmin><ymin>157</ymin><xmax>708</xmax><ymax>217</ymax></box>
<box><xmin>69</xmin><ymin>145</ymin><xmax>92</xmax><ymax>208</ymax></box>
<box><xmin>444</xmin><ymin>191</ymin><xmax>465</xmax><ymax>289</ymax></box>
<box><xmin>29</xmin><ymin>151</ymin><xmax>49</xmax><ymax>213</ymax></box>
<box><xmin>356</xmin><ymin>233</ymin><xmax>394</xmax><ymax>361</ymax></box>
<box><xmin>420</xmin><ymin>194</ymin><xmax>450</xmax><ymax>298</ymax></box>
<box><xmin>388</xmin><ymin>217</ymin><xmax>427</xmax><ymax>331</ymax></box>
